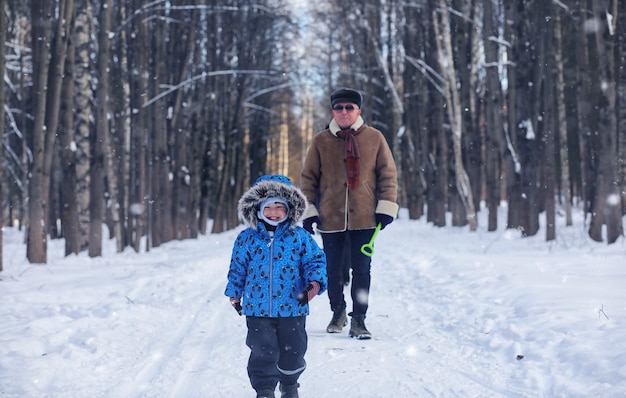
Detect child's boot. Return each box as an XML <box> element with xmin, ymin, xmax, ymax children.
<box><xmin>256</xmin><ymin>388</ymin><xmax>275</xmax><ymax>398</ymax></box>
<box><xmin>279</xmin><ymin>382</ymin><xmax>299</xmax><ymax>398</ymax></box>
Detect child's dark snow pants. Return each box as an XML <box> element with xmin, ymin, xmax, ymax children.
<box><xmin>245</xmin><ymin>316</ymin><xmax>307</xmax><ymax>392</ymax></box>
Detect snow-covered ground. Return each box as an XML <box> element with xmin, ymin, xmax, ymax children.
<box><xmin>1</xmin><ymin>206</ymin><xmax>625</xmax><ymax>397</ymax></box>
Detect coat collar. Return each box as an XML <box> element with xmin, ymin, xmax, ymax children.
<box><xmin>329</xmin><ymin>116</ymin><xmax>364</xmax><ymax>136</ymax></box>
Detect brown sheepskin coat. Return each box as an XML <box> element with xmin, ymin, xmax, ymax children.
<box><xmin>300</xmin><ymin>116</ymin><xmax>399</xmax><ymax>232</ymax></box>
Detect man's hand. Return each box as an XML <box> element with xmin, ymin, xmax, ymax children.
<box><xmin>375</xmin><ymin>214</ymin><xmax>394</xmax><ymax>230</ymax></box>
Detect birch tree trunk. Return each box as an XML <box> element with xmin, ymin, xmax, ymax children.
<box><xmin>433</xmin><ymin>0</ymin><xmax>477</xmax><ymax>231</ymax></box>
<box><xmin>73</xmin><ymin>2</ymin><xmax>93</xmax><ymax>252</ymax></box>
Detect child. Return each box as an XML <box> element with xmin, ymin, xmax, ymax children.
<box><xmin>225</xmin><ymin>174</ymin><xmax>327</xmax><ymax>398</ymax></box>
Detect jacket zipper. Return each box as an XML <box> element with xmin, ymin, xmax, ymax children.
<box><xmin>267</xmin><ymin>236</ymin><xmax>274</xmax><ymax>316</ymax></box>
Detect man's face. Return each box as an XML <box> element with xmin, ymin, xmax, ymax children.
<box><xmin>332</xmin><ymin>102</ymin><xmax>361</xmax><ymax>129</ymax></box>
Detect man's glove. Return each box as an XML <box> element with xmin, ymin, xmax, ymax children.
<box><xmin>302</xmin><ymin>216</ymin><xmax>320</xmax><ymax>235</ymax></box>
<box><xmin>376</xmin><ymin>213</ymin><xmax>394</xmax><ymax>230</ymax></box>
<box><xmin>230</xmin><ymin>297</ymin><xmax>242</xmax><ymax>316</ymax></box>
<box><xmin>297</xmin><ymin>281</ymin><xmax>321</xmax><ymax>305</ymax></box>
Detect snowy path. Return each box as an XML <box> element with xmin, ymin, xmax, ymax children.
<box><xmin>1</xmin><ymin>212</ymin><xmax>625</xmax><ymax>397</ymax></box>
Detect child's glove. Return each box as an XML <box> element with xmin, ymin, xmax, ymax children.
<box><xmin>297</xmin><ymin>281</ymin><xmax>321</xmax><ymax>305</ymax></box>
<box><xmin>230</xmin><ymin>297</ymin><xmax>242</xmax><ymax>316</ymax></box>
<box><xmin>302</xmin><ymin>216</ymin><xmax>320</xmax><ymax>234</ymax></box>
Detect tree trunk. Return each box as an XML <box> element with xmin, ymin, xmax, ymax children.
<box><xmin>27</xmin><ymin>0</ymin><xmax>53</xmax><ymax>264</ymax></box>
<box><xmin>433</xmin><ymin>0</ymin><xmax>477</xmax><ymax>230</ymax></box>
<box><xmin>573</xmin><ymin>0</ymin><xmax>593</xmax><ymax>220</ymax></box>
<box><xmin>0</xmin><ymin>2</ymin><xmax>6</xmax><ymax>270</ymax></box>
<box><xmin>509</xmin><ymin>0</ymin><xmax>539</xmax><ymax>237</ymax></box>
<box><xmin>401</xmin><ymin>4</ymin><xmax>427</xmax><ymax>220</ymax></box>
<box><xmin>425</xmin><ymin>0</ymin><xmax>446</xmax><ymax>227</ymax></box>
<box><xmin>129</xmin><ymin>0</ymin><xmax>148</xmax><ymax>253</ymax></box>
<box><xmin>453</xmin><ymin>0</ymin><xmax>482</xmax><ymax>218</ymax></box>
<box><xmin>553</xmin><ymin>10</ymin><xmax>573</xmax><ymax>227</ymax></box>
<box><xmin>59</xmin><ymin>6</ymin><xmax>80</xmax><ymax>256</ymax></box>
<box><xmin>89</xmin><ymin>0</ymin><xmax>113</xmax><ymax>257</ymax></box>
<box><xmin>98</xmin><ymin>0</ymin><xmax>123</xmax><ymax>253</ymax></box>
<box><xmin>616</xmin><ymin>0</ymin><xmax>626</xmax><ymax>216</ymax></box>
<box><xmin>588</xmin><ymin>0</ymin><xmax>623</xmax><ymax>243</ymax></box>
<box><xmin>483</xmin><ymin>0</ymin><xmax>505</xmax><ymax>232</ymax></box>
<box><xmin>43</xmin><ymin>0</ymin><xmax>74</xmax><ymax>242</ymax></box>
<box><xmin>166</xmin><ymin>4</ymin><xmax>199</xmax><ymax>241</ymax></box>
<box><xmin>542</xmin><ymin>2</ymin><xmax>556</xmax><ymax>241</ymax></box>
<box><xmin>114</xmin><ymin>1</ymin><xmax>131</xmax><ymax>251</ymax></box>
<box><xmin>73</xmin><ymin>2</ymin><xmax>93</xmax><ymax>252</ymax></box>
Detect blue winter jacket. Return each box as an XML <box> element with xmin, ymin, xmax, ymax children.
<box><xmin>225</xmin><ymin>175</ymin><xmax>327</xmax><ymax>317</ymax></box>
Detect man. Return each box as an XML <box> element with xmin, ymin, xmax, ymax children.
<box><xmin>300</xmin><ymin>88</ymin><xmax>398</xmax><ymax>339</ymax></box>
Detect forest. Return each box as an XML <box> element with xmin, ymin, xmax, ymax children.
<box><xmin>0</xmin><ymin>0</ymin><xmax>624</xmax><ymax>267</ymax></box>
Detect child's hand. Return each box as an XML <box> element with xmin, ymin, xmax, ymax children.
<box><xmin>230</xmin><ymin>297</ymin><xmax>242</xmax><ymax>315</ymax></box>
<box><xmin>297</xmin><ymin>281</ymin><xmax>321</xmax><ymax>305</ymax></box>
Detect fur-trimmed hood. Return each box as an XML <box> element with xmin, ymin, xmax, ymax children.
<box><xmin>238</xmin><ymin>175</ymin><xmax>307</xmax><ymax>230</ymax></box>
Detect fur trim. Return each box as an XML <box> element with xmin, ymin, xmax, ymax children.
<box><xmin>238</xmin><ymin>179</ymin><xmax>307</xmax><ymax>230</ymax></box>
<box><xmin>375</xmin><ymin>200</ymin><xmax>399</xmax><ymax>218</ymax></box>
<box><xmin>329</xmin><ymin>116</ymin><xmax>364</xmax><ymax>136</ymax></box>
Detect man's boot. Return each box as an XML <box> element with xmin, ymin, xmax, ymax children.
<box><xmin>326</xmin><ymin>308</ymin><xmax>347</xmax><ymax>333</ymax></box>
<box><xmin>349</xmin><ymin>314</ymin><xmax>372</xmax><ymax>340</ymax></box>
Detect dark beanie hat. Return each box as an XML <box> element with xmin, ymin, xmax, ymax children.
<box><xmin>330</xmin><ymin>88</ymin><xmax>363</xmax><ymax>108</ymax></box>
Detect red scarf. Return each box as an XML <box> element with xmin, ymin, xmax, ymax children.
<box><xmin>337</xmin><ymin>128</ymin><xmax>361</xmax><ymax>190</ymax></box>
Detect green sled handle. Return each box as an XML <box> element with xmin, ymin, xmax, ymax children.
<box><xmin>360</xmin><ymin>223</ymin><xmax>382</xmax><ymax>257</ymax></box>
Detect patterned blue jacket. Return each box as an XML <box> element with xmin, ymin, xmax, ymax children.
<box><xmin>225</xmin><ymin>175</ymin><xmax>327</xmax><ymax>317</ymax></box>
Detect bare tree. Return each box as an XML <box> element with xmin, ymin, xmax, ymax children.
<box><xmin>588</xmin><ymin>0</ymin><xmax>623</xmax><ymax>243</ymax></box>
<box><xmin>59</xmin><ymin>3</ymin><xmax>80</xmax><ymax>256</ymax></box>
<box><xmin>483</xmin><ymin>0</ymin><xmax>505</xmax><ymax>232</ymax></box>
<box><xmin>44</xmin><ymin>0</ymin><xmax>74</xmax><ymax>244</ymax></box>
<box><xmin>433</xmin><ymin>0</ymin><xmax>477</xmax><ymax>231</ymax></box>
<box><xmin>128</xmin><ymin>0</ymin><xmax>148</xmax><ymax>252</ymax></box>
<box><xmin>506</xmin><ymin>0</ymin><xmax>540</xmax><ymax>237</ymax></box>
<box><xmin>554</xmin><ymin>9</ymin><xmax>572</xmax><ymax>227</ymax></box>
<box><xmin>26</xmin><ymin>0</ymin><xmax>54</xmax><ymax>263</ymax></box>
<box><xmin>540</xmin><ymin>0</ymin><xmax>556</xmax><ymax>241</ymax></box>
<box><xmin>88</xmin><ymin>0</ymin><xmax>115</xmax><ymax>257</ymax></box>
<box><xmin>618</xmin><ymin>1</ymin><xmax>626</xmax><ymax>216</ymax></box>
<box><xmin>0</xmin><ymin>0</ymin><xmax>7</xmax><ymax>270</ymax></box>
<box><xmin>5</xmin><ymin>0</ymin><xmax>626</xmax><ymax>266</ymax></box>
<box><xmin>401</xmin><ymin>3</ymin><xmax>428</xmax><ymax>220</ymax></box>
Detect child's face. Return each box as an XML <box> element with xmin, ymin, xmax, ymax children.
<box><xmin>262</xmin><ymin>203</ymin><xmax>287</xmax><ymax>223</ymax></box>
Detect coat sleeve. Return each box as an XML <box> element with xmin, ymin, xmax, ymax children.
<box><xmin>224</xmin><ymin>231</ymin><xmax>250</xmax><ymax>299</ymax></box>
<box><xmin>298</xmin><ymin>228</ymin><xmax>327</xmax><ymax>294</ymax></box>
<box><xmin>300</xmin><ymin>137</ymin><xmax>322</xmax><ymax>219</ymax></box>
<box><xmin>375</xmin><ymin>133</ymin><xmax>399</xmax><ymax>218</ymax></box>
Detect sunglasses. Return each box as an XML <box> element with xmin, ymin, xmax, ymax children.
<box><xmin>332</xmin><ymin>105</ymin><xmax>357</xmax><ymax>112</ymax></box>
